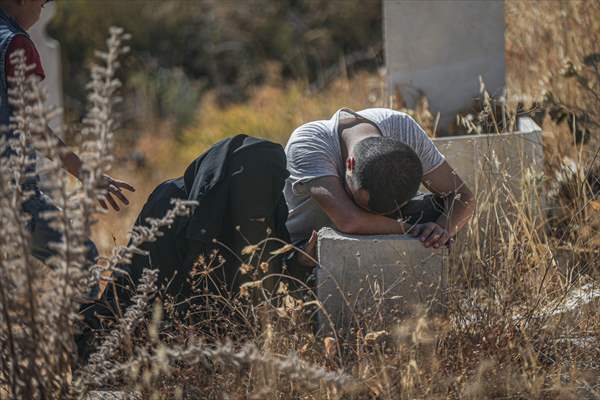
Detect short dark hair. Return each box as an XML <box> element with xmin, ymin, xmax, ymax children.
<box><xmin>352</xmin><ymin>137</ymin><xmax>423</xmax><ymax>214</ymax></box>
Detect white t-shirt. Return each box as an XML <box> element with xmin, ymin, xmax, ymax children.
<box><xmin>284</xmin><ymin>108</ymin><xmax>445</xmax><ymax>242</ymax></box>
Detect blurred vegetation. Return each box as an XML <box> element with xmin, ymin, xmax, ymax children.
<box><xmin>48</xmin><ymin>0</ymin><xmax>382</xmax><ymax>137</ymax></box>
<box><xmin>506</xmin><ymin>0</ymin><xmax>600</xmax><ymax>165</ymax></box>
<box><xmin>179</xmin><ymin>70</ymin><xmax>385</xmax><ymax>161</ymax></box>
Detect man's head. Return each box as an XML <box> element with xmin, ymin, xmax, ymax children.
<box><xmin>0</xmin><ymin>0</ymin><xmax>50</xmax><ymax>30</ymax></box>
<box><xmin>345</xmin><ymin>136</ymin><xmax>423</xmax><ymax>215</ymax></box>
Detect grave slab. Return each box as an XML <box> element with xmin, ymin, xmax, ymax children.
<box><xmin>29</xmin><ymin>2</ymin><xmax>63</xmax><ymax>131</ymax></box>
<box><xmin>316</xmin><ymin>227</ymin><xmax>446</xmax><ymax>333</ymax></box>
<box><xmin>384</xmin><ymin>0</ymin><xmax>505</xmax><ymax>132</ymax></box>
<box><xmin>429</xmin><ymin>117</ymin><xmax>543</xmax><ymax>199</ymax></box>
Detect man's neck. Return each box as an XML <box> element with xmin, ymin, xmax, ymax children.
<box><xmin>340</xmin><ymin>122</ymin><xmax>381</xmax><ymax>161</ymax></box>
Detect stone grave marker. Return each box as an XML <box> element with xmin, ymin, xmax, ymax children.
<box><xmin>384</xmin><ymin>0</ymin><xmax>505</xmax><ymax>132</ymax></box>
<box><xmin>29</xmin><ymin>2</ymin><xmax>63</xmax><ymax>130</ymax></box>
<box><xmin>429</xmin><ymin>117</ymin><xmax>544</xmax><ymax>196</ymax></box>
<box><xmin>316</xmin><ymin>227</ymin><xmax>446</xmax><ymax>333</ymax></box>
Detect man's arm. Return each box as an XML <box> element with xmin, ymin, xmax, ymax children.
<box><xmin>419</xmin><ymin>161</ymin><xmax>476</xmax><ymax>245</ymax></box>
<box><xmin>51</xmin><ymin>130</ymin><xmax>135</xmax><ymax>211</ymax></box>
<box><xmin>309</xmin><ymin>176</ymin><xmax>409</xmax><ymax>235</ymax></box>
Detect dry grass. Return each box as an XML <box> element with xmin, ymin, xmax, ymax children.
<box><xmin>2</xmin><ymin>2</ymin><xmax>600</xmax><ymax>399</ymax></box>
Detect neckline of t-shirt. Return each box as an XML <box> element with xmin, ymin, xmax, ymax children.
<box><xmin>335</xmin><ymin>107</ymin><xmax>384</xmax><ymax>171</ymax></box>
<box><xmin>335</xmin><ymin>108</ymin><xmax>384</xmax><ymax>139</ymax></box>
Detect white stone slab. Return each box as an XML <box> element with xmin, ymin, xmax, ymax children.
<box><xmin>316</xmin><ymin>227</ymin><xmax>445</xmax><ymax>333</ymax></box>
<box><xmin>455</xmin><ymin>284</ymin><xmax>600</xmax><ymax>332</ymax></box>
<box><xmin>384</xmin><ymin>0</ymin><xmax>505</xmax><ymax>132</ymax></box>
<box><xmin>29</xmin><ymin>2</ymin><xmax>63</xmax><ymax>131</ymax></box>
<box><xmin>429</xmin><ymin>117</ymin><xmax>544</xmax><ymax>196</ymax></box>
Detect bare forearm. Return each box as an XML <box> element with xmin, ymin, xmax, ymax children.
<box><xmin>44</xmin><ymin>128</ymin><xmax>135</xmax><ymax>211</ymax></box>
<box><xmin>60</xmin><ymin>150</ymin><xmax>83</xmax><ymax>180</ymax></box>
<box><xmin>310</xmin><ymin>177</ymin><xmax>410</xmax><ymax>236</ymax></box>
<box><xmin>49</xmin><ymin>128</ymin><xmax>83</xmax><ymax>179</ymax></box>
<box><xmin>337</xmin><ymin>211</ymin><xmax>409</xmax><ymax>235</ymax></box>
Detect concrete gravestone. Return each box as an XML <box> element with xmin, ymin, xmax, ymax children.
<box><xmin>384</xmin><ymin>0</ymin><xmax>505</xmax><ymax>132</ymax></box>
<box><xmin>29</xmin><ymin>2</ymin><xmax>63</xmax><ymax>130</ymax></box>
<box><xmin>316</xmin><ymin>228</ymin><xmax>446</xmax><ymax>333</ymax></box>
<box><xmin>430</xmin><ymin>117</ymin><xmax>544</xmax><ymax>197</ymax></box>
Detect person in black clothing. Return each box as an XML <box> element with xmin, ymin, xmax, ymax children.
<box><xmin>77</xmin><ymin>135</ymin><xmax>309</xmax><ymax>360</ymax></box>
<box><xmin>122</xmin><ymin>134</ymin><xmax>295</xmax><ymax>300</ymax></box>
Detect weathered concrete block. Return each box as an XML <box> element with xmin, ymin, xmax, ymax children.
<box><xmin>429</xmin><ymin>117</ymin><xmax>544</xmax><ymax>196</ymax></box>
<box><xmin>29</xmin><ymin>2</ymin><xmax>63</xmax><ymax>131</ymax></box>
<box><xmin>316</xmin><ymin>228</ymin><xmax>446</xmax><ymax>333</ymax></box>
<box><xmin>384</xmin><ymin>0</ymin><xmax>505</xmax><ymax>131</ymax></box>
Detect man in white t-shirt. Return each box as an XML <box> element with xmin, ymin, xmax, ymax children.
<box><xmin>285</xmin><ymin>108</ymin><xmax>475</xmax><ymax>263</ymax></box>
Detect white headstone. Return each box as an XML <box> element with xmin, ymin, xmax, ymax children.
<box><xmin>29</xmin><ymin>2</ymin><xmax>63</xmax><ymax>131</ymax></box>
<box><xmin>384</xmin><ymin>0</ymin><xmax>505</xmax><ymax>132</ymax></box>
<box><xmin>429</xmin><ymin>117</ymin><xmax>543</xmax><ymax>196</ymax></box>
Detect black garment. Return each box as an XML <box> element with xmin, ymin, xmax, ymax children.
<box><xmin>122</xmin><ymin>134</ymin><xmax>291</xmax><ymax>301</ymax></box>
<box><xmin>22</xmin><ymin>189</ymin><xmax>98</xmax><ymax>265</ymax></box>
<box><xmin>76</xmin><ymin>135</ymin><xmax>295</xmax><ymax>359</ymax></box>
<box><xmin>397</xmin><ymin>192</ymin><xmax>446</xmax><ymax>226</ymax></box>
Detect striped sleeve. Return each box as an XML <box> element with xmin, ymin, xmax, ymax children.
<box><xmin>285</xmin><ymin>122</ymin><xmax>339</xmax><ymax>196</ymax></box>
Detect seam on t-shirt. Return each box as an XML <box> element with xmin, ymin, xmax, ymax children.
<box><xmin>291</xmin><ymin>173</ymin><xmax>339</xmax><ymax>196</ymax></box>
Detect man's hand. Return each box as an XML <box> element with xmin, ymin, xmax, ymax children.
<box><xmin>47</xmin><ymin>130</ymin><xmax>136</xmax><ymax>212</ymax></box>
<box><xmin>408</xmin><ymin>222</ymin><xmax>450</xmax><ymax>249</ymax></box>
<box><xmin>98</xmin><ymin>174</ymin><xmax>136</xmax><ymax>211</ymax></box>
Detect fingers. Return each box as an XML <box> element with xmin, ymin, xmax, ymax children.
<box><xmin>98</xmin><ymin>191</ymin><xmax>125</xmax><ymax>211</ymax></box>
<box><xmin>109</xmin><ymin>184</ymin><xmax>130</xmax><ymax>205</ymax></box>
<box><xmin>423</xmin><ymin>225</ymin><xmax>450</xmax><ymax>249</ymax></box>
<box><xmin>105</xmin><ymin>192</ymin><xmax>120</xmax><ymax>211</ymax></box>
<box><xmin>429</xmin><ymin>230</ymin><xmax>450</xmax><ymax>249</ymax></box>
<box><xmin>112</xmin><ymin>179</ymin><xmax>136</xmax><ymax>192</ymax></box>
<box><xmin>411</xmin><ymin>223</ymin><xmax>450</xmax><ymax>249</ymax></box>
<box><xmin>98</xmin><ymin>198</ymin><xmax>108</xmax><ymax>210</ymax></box>
<box><xmin>97</xmin><ymin>175</ymin><xmax>135</xmax><ymax>212</ymax></box>
<box><xmin>418</xmin><ymin>224</ymin><xmax>436</xmax><ymax>244</ymax></box>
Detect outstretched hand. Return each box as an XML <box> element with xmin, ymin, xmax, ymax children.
<box><xmin>408</xmin><ymin>222</ymin><xmax>451</xmax><ymax>249</ymax></box>
<box><xmin>98</xmin><ymin>174</ymin><xmax>136</xmax><ymax>211</ymax></box>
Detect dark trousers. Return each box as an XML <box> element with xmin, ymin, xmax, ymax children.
<box><xmin>22</xmin><ymin>189</ymin><xmax>99</xmax><ymax>265</ymax></box>
<box><xmin>22</xmin><ymin>190</ymin><xmax>101</xmax><ymax>366</ymax></box>
<box><xmin>396</xmin><ymin>192</ymin><xmax>447</xmax><ymax>226</ymax></box>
